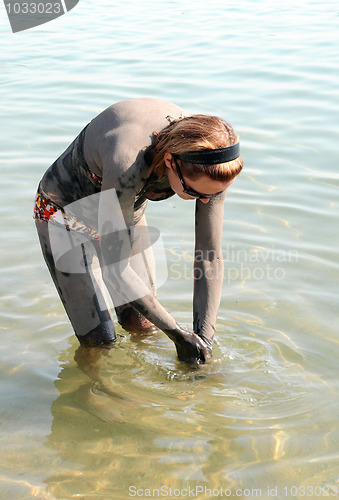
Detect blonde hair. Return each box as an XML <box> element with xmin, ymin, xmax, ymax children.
<box><xmin>148</xmin><ymin>114</ymin><xmax>243</xmax><ymax>181</ymax></box>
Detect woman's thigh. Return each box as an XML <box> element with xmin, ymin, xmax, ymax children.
<box><xmin>35</xmin><ymin>220</ymin><xmax>114</xmax><ymax>337</ymax></box>
<box><xmin>114</xmin><ymin>214</ymin><xmax>157</xmax><ymax>331</ymax></box>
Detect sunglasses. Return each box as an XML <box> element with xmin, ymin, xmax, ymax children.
<box><xmin>173</xmin><ymin>156</ymin><xmax>226</xmax><ymax>199</ymax></box>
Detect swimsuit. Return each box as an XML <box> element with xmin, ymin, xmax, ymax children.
<box><xmin>34</xmin><ymin>183</ymin><xmax>100</xmax><ymax>239</ymax></box>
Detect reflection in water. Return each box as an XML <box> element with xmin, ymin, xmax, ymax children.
<box><xmin>41</xmin><ymin>325</ymin><xmax>338</xmax><ymax>499</ymax></box>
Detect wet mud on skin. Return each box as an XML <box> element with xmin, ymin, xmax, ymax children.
<box><xmin>35</xmin><ymin>98</ymin><xmax>227</xmax><ymax>361</ymax></box>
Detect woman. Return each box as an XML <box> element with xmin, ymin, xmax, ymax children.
<box><xmin>34</xmin><ymin>97</ymin><xmax>243</xmax><ymax>364</ymax></box>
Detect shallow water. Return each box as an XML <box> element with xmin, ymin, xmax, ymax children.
<box><xmin>1</xmin><ymin>1</ymin><xmax>339</xmax><ymax>499</ymax></box>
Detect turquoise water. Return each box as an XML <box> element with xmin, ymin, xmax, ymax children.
<box><xmin>1</xmin><ymin>1</ymin><xmax>339</xmax><ymax>499</ymax></box>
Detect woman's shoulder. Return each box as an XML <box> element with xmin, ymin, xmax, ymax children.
<box><xmin>91</xmin><ymin>97</ymin><xmax>184</xmax><ymax>131</ymax></box>
<box><xmin>85</xmin><ymin>98</ymin><xmax>185</xmax><ymax>173</ymax></box>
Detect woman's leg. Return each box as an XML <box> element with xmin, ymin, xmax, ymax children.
<box><xmin>114</xmin><ymin>214</ymin><xmax>156</xmax><ymax>333</ymax></box>
<box><xmin>35</xmin><ymin>220</ymin><xmax>116</xmax><ymax>346</ymax></box>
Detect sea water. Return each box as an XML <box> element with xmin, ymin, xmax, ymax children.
<box><xmin>1</xmin><ymin>1</ymin><xmax>338</xmax><ymax>498</ymax></box>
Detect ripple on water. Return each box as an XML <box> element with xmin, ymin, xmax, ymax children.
<box><xmin>78</xmin><ymin>318</ymin><xmax>332</xmax><ymax>436</ymax></box>
<box><xmin>56</xmin><ymin>321</ymin><xmax>337</xmax><ymax>495</ymax></box>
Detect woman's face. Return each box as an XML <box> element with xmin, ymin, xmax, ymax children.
<box><xmin>164</xmin><ymin>153</ymin><xmax>234</xmax><ymax>204</ymax></box>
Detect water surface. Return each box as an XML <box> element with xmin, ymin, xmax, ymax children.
<box><xmin>1</xmin><ymin>1</ymin><xmax>339</xmax><ymax>498</ymax></box>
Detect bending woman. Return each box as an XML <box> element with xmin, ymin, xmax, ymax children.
<box><xmin>34</xmin><ymin>97</ymin><xmax>243</xmax><ymax>364</ymax></box>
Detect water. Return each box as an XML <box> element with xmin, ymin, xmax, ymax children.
<box><xmin>1</xmin><ymin>1</ymin><xmax>339</xmax><ymax>498</ymax></box>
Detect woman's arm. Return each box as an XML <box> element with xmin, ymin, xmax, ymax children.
<box><xmin>97</xmin><ymin>143</ymin><xmax>209</xmax><ymax>363</ymax></box>
<box><xmin>193</xmin><ymin>191</ymin><xmax>227</xmax><ymax>351</ymax></box>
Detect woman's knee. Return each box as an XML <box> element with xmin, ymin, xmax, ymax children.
<box><xmin>115</xmin><ymin>304</ymin><xmax>154</xmax><ymax>333</ymax></box>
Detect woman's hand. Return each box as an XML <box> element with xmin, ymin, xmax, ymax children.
<box><xmin>165</xmin><ymin>324</ymin><xmax>212</xmax><ymax>364</ymax></box>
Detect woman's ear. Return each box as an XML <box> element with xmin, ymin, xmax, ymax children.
<box><xmin>164</xmin><ymin>153</ymin><xmax>173</xmax><ymax>169</ymax></box>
